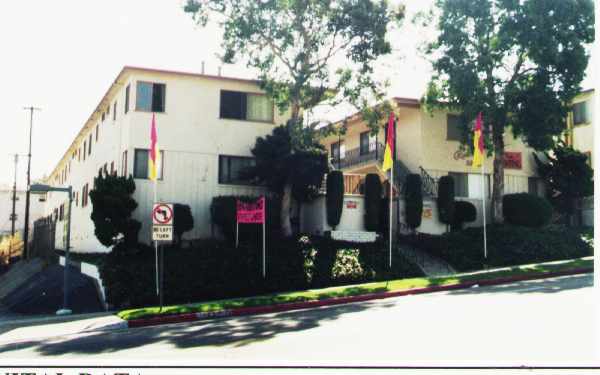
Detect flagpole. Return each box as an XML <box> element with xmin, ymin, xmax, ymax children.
<box><xmin>482</xmin><ymin>156</ymin><xmax>488</xmax><ymax>261</ymax></box>
<box><xmin>154</xmin><ymin>178</ymin><xmax>159</xmax><ymax>297</ymax></box>
<box><xmin>262</xmin><ymin>196</ymin><xmax>266</xmax><ymax>278</ymax></box>
<box><xmin>389</xmin><ymin>167</ymin><xmax>393</xmax><ymax>269</ymax></box>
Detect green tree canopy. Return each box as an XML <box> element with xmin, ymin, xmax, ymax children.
<box><xmin>422</xmin><ymin>0</ymin><xmax>594</xmax><ymax>222</ymax></box>
<box><xmin>185</xmin><ymin>0</ymin><xmax>403</xmax><ymax>235</ymax></box>
<box><xmin>534</xmin><ymin>142</ymin><xmax>593</xmax><ymax>225</ymax></box>
<box><xmin>89</xmin><ymin>173</ymin><xmax>141</xmax><ymax>250</ymax></box>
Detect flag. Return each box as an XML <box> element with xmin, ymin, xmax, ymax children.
<box><xmin>472</xmin><ymin>112</ymin><xmax>484</xmax><ymax>168</ymax></box>
<box><xmin>149</xmin><ymin>113</ymin><xmax>160</xmax><ymax>181</ymax></box>
<box><xmin>382</xmin><ymin>112</ymin><xmax>395</xmax><ymax>172</ymax></box>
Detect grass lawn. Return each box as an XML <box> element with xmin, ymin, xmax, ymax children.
<box><xmin>118</xmin><ymin>257</ymin><xmax>593</xmax><ymax>321</ymax></box>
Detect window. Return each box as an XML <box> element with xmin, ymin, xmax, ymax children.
<box><xmin>330</xmin><ymin>141</ymin><xmax>345</xmax><ymax>160</ymax></box>
<box><xmin>136</xmin><ymin>82</ymin><xmax>166</xmax><ymax>112</ymax></box>
<box><xmin>59</xmin><ymin>204</ymin><xmax>64</xmax><ymax>221</ymax></box>
<box><xmin>134</xmin><ymin>149</ymin><xmax>164</xmax><ymax>179</ymax></box>
<box><xmin>360</xmin><ymin>131</ymin><xmax>376</xmax><ymax>155</ymax></box>
<box><xmin>447</xmin><ymin>114</ymin><xmax>462</xmax><ymax>141</ymax></box>
<box><xmin>101</xmin><ymin>112</ymin><xmax>105</xmax><ymax>122</ymax></box>
<box><xmin>104</xmin><ymin>163</ymin><xmax>108</xmax><ymax>176</ymax></box>
<box><xmin>573</xmin><ymin>101</ymin><xmax>589</xmax><ymax>125</ymax></box>
<box><xmin>82</xmin><ymin>184</ymin><xmax>89</xmax><ymax>207</ymax></box>
<box><xmin>78</xmin><ymin>147</ymin><xmax>81</xmax><ymax>162</ymax></box>
<box><xmin>125</xmin><ymin>84</ymin><xmax>130</xmax><ymax>114</ymax></box>
<box><xmin>75</xmin><ymin>191</ymin><xmax>79</xmax><ymax>207</ymax></box>
<box><xmin>220</xmin><ymin>90</ymin><xmax>274</xmax><ymax>122</ymax></box>
<box><xmin>88</xmin><ymin>134</ymin><xmax>92</xmax><ymax>156</ymax></box>
<box><xmin>110</xmin><ymin>161</ymin><xmax>115</xmax><ymax>175</ymax></box>
<box><xmin>218</xmin><ymin>155</ymin><xmax>256</xmax><ymax>185</ymax></box>
<box><xmin>113</xmin><ymin>101</ymin><xmax>117</xmax><ymax>121</ymax></box>
<box><xmin>83</xmin><ymin>141</ymin><xmax>87</xmax><ymax>161</ymax></box>
<box><xmin>585</xmin><ymin>151</ymin><xmax>592</xmax><ymax>168</ymax></box>
<box><xmin>96</xmin><ymin>125</ymin><xmax>99</xmax><ymax>141</ymax></box>
<box><xmin>448</xmin><ymin>172</ymin><xmax>468</xmax><ymax>197</ymax></box>
<box><xmin>122</xmin><ymin>150</ymin><xmax>128</xmax><ymax>176</ymax></box>
<box><xmin>98</xmin><ymin>168</ymin><xmax>103</xmax><ymax>177</ymax></box>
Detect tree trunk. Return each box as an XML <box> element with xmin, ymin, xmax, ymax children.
<box><xmin>491</xmin><ymin>129</ymin><xmax>505</xmax><ymax>223</ymax></box>
<box><xmin>280</xmin><ymin>180</ymin><xmax>293</xmax><ymax>237</ymax></box>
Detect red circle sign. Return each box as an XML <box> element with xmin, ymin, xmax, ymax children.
<box><xmin>153</xmin><ymin>204</ymin><xmax>173</xmax><ymax>225</ymax></box>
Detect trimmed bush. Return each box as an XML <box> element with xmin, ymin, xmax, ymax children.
<box><xmin>404</xmin><ymin>224</ymin><xmax>592</xmax><ymax>272</ymax></box>
<box><xmin>503</xmin><ymin>193</ymin><xmax>552</xmax><ymax>227</ymax></box>
<box><xmin>437</xmin><ymin>175</ymin><xmax>455</xmax><ymax>225</ymax></box>
<box><xmin>451</xmin><ymin>200</ymin><xmax>477</xmax><ymax>231</ymax></box>
<box><xmin>364</xmin><ymin>174</ymin><xmax>382</xmax><ymax>231</ymax></box>
<box><xmin>326</xmin><ymin>171</ymin><xmax>344</xmax><ymax>229</ymax></box>
<box><xmin>173</xmin><ymin>203</ymin><xmax>194</xmax><ymax>245</ymax></box>
<box><xmin>405</xmin><ymin>174</ymin><xmax>423</xmax><ymax>229</ymax></box>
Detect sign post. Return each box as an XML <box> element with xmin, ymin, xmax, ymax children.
<box><xmin>236</xmin><ymin>197</ymin><xmax>266</xmax><ymax>278</ymax></box>
<box><xmin>152</xmin><ymin>203</ymin><xmax>173</xmax><ymax>310</ymax></box>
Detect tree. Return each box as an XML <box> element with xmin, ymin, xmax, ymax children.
<box><xmin>437</xmin><ymin>175</ymin><xmax>455</xmax><ymax>230</ymax></box>
<box><xmin>89</xmin><ymin>173</ymin><xmax>141</xmax><ymax>250</ymax></box>
<box><xmin>245</xmin><ymin>125</ymin><xmax>329</xmax><ymax>234</ymax></box>
<box><xmin>534</xmin><ymin>142</ymin><xmax>593</xmax><ymax>226</ymax></box>
<box><xmin>405</xmin><ymin>174</ymin><xmax>423</xmax><ymax>231</ymax></box>
<box><xmin>423</xmin><ymin>0</ymin><xmax>594</xmax><ymax>222</ymax></box>
<box><xmin>184</xmin><ymin>0</ymin><xmax>403</xmax><ymax>235</ymax></box>
<box><xmin>326</xmin><ymin>170</ymin><xmax>345</xmax><ymax>230</ymax></box>
<box><xmin>173</xmin><ymin>203</ymin><xmax>194</xmax><ymax>246</ymax></box>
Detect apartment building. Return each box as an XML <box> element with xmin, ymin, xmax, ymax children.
<box><xmin>42</xmin><ymin>66</ymin><xmax>289</xmax><ymax>253</ymax></box>
<box><xmin>565</xmin><ymin>89</ymin><xmax>595</xmax><ymax>169</ymax></box>
<box><xmin>320</xmin><ymin>97</ymin><xmax>543</xmax><ymax>200</ymax></box>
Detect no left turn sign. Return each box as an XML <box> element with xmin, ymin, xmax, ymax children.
<box><xmin>153</xmin><ymin>203</ymin><xmax>174</xmax><ymax>225</ymax></box>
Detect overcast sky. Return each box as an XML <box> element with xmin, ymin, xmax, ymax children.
<box><xmin>0</xmin><ymin>0</ymin><xmax>594</xmax><ymax>189</ymax></box>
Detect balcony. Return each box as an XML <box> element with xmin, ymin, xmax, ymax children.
<box><xmin>331</xmin><ymin>142</ymin><xmax>384</xmax><ymax>170</ymax></box>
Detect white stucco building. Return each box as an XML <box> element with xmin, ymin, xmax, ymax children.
<box><xmin>42</xmin><ymin>66</ymin><xmax>289</xmax><ymax>253</ymax></box>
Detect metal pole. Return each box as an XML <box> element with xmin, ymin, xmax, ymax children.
<box><xmin>57</xmin><ymin>187</ymin><xmax>72</xmax><ymax>315</ymax></box>
<box><xmin>154</xmin><ymin>181</ymin><xmax>159</xmax><ymax>297</ymax></box>
<box><xmin>482</xmin><ymin>160</ymin><xmax>488</xmax><ymax>260</ymax></box>
<box><xmin>22</xmin><ymin>107</ymin><xmax>40</xmax><ymax>260</ymax></box>
<box><xmin>159</xmin><ymin>244</ymin><xmax>164</xmax><ymax>310</ymax></box>
<box><xmin>9</xmin><ymin>155</ymin><xmax>18</xmax><ymax>261</ymax></box>
<box><xmin>389</xmin><ymin>167</ymin><xmax>393</xmax><ymax>269</ymax></box>
<box><xmin>262</xmin><ymin>197</ymin><xmax>266</xmax><ymax>278</ymax></box>
<box><xmin>236</xmin><ymin>220</ymin><xmax>239</xmax><ymax>248</ymax></box>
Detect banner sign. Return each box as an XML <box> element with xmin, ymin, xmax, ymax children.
<box><xmin>503</xmin><ymin>152</ymin><xmax>522</xmax><ymax>169</ymax></box>
<box><xmin>236</xmin><ymin>197</ymin><xmax>265</xmax><ymax>224</ymax></box>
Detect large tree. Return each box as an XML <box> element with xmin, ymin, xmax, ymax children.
<box><xmin>422</xmin><ymin>0</ymin><xmax>594</xmax><ymax>222</ymax></box>
<box><xmin>184</xmin><ymin>0</ymin><xmax>403</xmax><ymax>235</ymax></box>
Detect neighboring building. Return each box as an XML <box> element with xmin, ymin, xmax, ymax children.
<box><xmin>319</xmin><ymin>97</ymin><xmax>544</xmax><ymax>200</ymax></box>
<box><xmin>565</xmin><ymin>89</ymin><xmax>594</xmax><ymax>169</ymax></box>
<box><xmin>0</xmin><ymin>186</ymin><xmax>45</xmax><ymax>237</ymax></box>
<box><xmin>42</xmin><ymin>66</ymin><xmax>289</xmax><ymax>253</ymax></box>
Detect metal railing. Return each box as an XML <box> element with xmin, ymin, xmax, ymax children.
<box><xmin>331</xmin><ymin>142</ymin><xmax>384</xmax><ymax>170</ymax></box>
<box><xmin>419</xmin><ymin>167</ymin><xmax>438</xmax><ymax>197</ymax></box>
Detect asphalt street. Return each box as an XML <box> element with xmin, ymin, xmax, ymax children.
<box><xmin>0</xmin><ymin>274</ymin><xmax>596</xmax><ymax>367</ymax></box>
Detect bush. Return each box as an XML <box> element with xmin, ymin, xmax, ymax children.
<box><xmin>100</xmin><ymin>235</ymin><xmax>425</xmax><ymax>309</ymax></box>
<box><xmin>364</xmin><ymin>174</ymin><xmax>382</xmax><ymax>231</ymax></box>
<box><xmin>503</xmin><ymin>193</ymin><xmax>552</xmax><ymax>227</ymax></box>
<box><xmin>405</xmin><ymin>174</ymin><xmax>423</xmax><ymax>229</ymax></box>
<box><xmin>451</xmin><ymin>200</ymin><xmax>477</xmax><ymax>231</ymax></box>
<box><xmin>326</xmin><ymin>171</ymin><xmax>344</xmax><ymax>229</ymax></box>
<box><xmin>210</xmin><ymin>195</ymin><xmax>280</xmax><ymax>242</ymax></box>
<box><xmin>173</xmin><ymin>203</ymin><xmax>194</xmax><ymax>245</ymax></box>
<box><xmin>405</xmin><ymin>224</ymin><xmax>593</xmax><ymax>272</ymax></box>
<box><xmin>437</xmin><ymin>175</ymin><xmax>455</xmax><ymax>225</ymax></box>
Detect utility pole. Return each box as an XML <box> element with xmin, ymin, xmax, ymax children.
<box><xmin>22</xmin><ymin>106</ymin><xmax>41</xmax><ymax>260</ymax></box>
<box><xmin>9</xmin><ymin>154</ymin><xmax>18</xmax><ymax>261</ymax></box>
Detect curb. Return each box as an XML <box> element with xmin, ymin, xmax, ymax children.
<box><xmin>123</xmin><ymin>266</ymin><xmax>593</xmax><ymax>329</ymax></box>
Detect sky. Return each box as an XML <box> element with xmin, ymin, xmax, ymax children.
<box><xmin>0</xmin><ymin>0</ymin><xmax>594</xmax><ymax>189</ymax></box>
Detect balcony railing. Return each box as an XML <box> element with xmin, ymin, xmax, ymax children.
<box><xmin>331</xmin><ymin>142</ymin><xmax>384</xmax><ymax>170</ymax></box>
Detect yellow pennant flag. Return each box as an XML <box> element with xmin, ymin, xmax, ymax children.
<box><xmin>149</xmin><ymin>113</ymin><xmax>160</xmax><ymax>181</ymax></box>
<box><xmin>382</xmin><ymin>112</ymin><xmax>395</xmax><ymax>172</ymax></box>
<box><xmin>472</xmin><ymin>112</ymin><xmax>484</xmax><ymax>168</ymax></box>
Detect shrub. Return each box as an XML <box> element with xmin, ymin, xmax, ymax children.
<box><xmin>405</xmin><ymin>174</ymin><xmax>423</xmax><ymax>229</ymax></box>
<box><xmin>503</xmin><ymin>193</ymin><xmax>552</xmax><ymax>227</ymax></box>
<box><xmin>210</xmin><ymin>196</ymin><xmax>280</xmax><ymax>242</ymax></box>
<box><xmin>326</xmin><ymin>171</ymin><xmax>344</xmax><ymax>229</ymax></box>
<box><xmin>451</xmin><ymin>200</ymin><xmax>477</xmax><ymax>231</ymax></box>
<box><xmin>405</xmin><ymin>224</ymin><xmax>592</xmax><ymax>272</ymax></box>
<box><xmin>364</xmin><ymin>174</ymin><xmax>382</xmax><ymax>231</ymax></box>
<box><xmin>437</xmin><ymin>175</ymin><xmax>455</xmax><ymax>226</ymax></box>
<box><xmin>173</xmin><ymin>203</ymin><xmax>194</xmax><ymax>245</ymax></box>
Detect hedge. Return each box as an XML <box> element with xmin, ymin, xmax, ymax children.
<box><xmin>364</xmin><ymin>174</ymin><xmax>382</xmax><ymax>231</ymax></box>
<box><xmin>326</xmin><ymin>171</ymin><xmax>344</xmax><ymax>228</ymax></box>
<box><xmin>404</xmin><ymin>224</ymin><xmax>593</xmax><ymax>272</ymax></box>
<box><xmin>405</xmin><ymin>174</ymin><xmax>423</xmax><ymax>229</ymax></box>
<box><xmin>437</xmin><ymin>175</ymin><xmax>455</xmax><ymax>225</ymax></box>
<box><xmin>99</xmin><ymin>236</ymin><xmax>424</xmax><ymax>309</ymax></box>
<box><xmin>451</xmin><ymin>200</ymin><xmax>477</xmax><ymax>231</ymax></box>
<box><xmin>503</xmin><ymin>193</ymin><xmax>552</xmax><ymax>227</ymax></box>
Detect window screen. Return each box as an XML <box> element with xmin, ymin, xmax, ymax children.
<box><xmin>218</xmin><ymin>155</ymin><xmax>256</xmax><ymax>185</ymax></box>
<box><xmin>447</xmin><ymin>115</ymin><xmax>462</xmax><ymax>141</ymax></box>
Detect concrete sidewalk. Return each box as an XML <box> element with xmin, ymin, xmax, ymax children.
<box><xmin>0</xmin><ymin>311</ymin><xmax>124</xmax><ymax>344</ymax></box>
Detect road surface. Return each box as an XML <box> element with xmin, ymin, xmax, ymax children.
<box><xmin>0</xmin><ymin>274</ymin><xmax>596</xmax><ymax>367</ymax></box>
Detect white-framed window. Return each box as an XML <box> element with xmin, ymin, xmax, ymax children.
<box><xmin>219</xmin><ymin>90</ymin><xmax>274</xmax><ymax>123</ymax></box>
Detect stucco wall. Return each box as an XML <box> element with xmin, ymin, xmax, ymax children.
<box><xmin>300</xmin><ymin>195</ymin><xmax>366</xmax><ymax>234</ymax></box>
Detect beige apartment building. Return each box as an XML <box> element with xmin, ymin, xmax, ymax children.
<box><xmin>565</xmin><ymin>89</ymin><xmax>595</xmax><ymax>169</ymax></box>
<box><xmin>319</xmin><ymin>97</ymin><xmax>544</xmax><ymax>200</ymax></box>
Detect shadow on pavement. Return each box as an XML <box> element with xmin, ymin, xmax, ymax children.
<box><xmin>0</xmin><ymin>297</ymin><xmax>392</xmax><ymax>356</ymax></box>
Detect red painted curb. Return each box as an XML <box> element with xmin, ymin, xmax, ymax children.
<box><xmin>126</xmin><ymin>267</ymin><xmax>593</xmax><ymax>329</ymax></box>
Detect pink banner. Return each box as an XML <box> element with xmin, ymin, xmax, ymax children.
<box><xmin>236</xmin><ymin>197</ymin><xmax>265</xmax><ymax>224</ymax></box>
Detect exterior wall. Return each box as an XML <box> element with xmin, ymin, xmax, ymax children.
<box><xmin>568</xmin><ymin>90</ymin><xmax>595</xmax><ymax>169</ymax></box>
<box><xmin>42</xmin><ymin>67</ymin><xmax>289</xmax><ymax>253</ymax></box>
<box><xmin>300</xmin><ymin>195</ymin><xmax>366</xmax><ymax>235</ymax></box>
